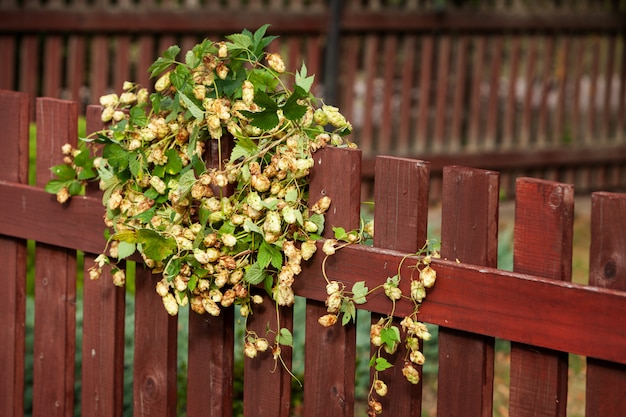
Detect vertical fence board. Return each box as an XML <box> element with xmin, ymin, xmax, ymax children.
<box><xmin>378</xmin><ymin>34</ymin><xmax>397</xmax><ymax>154</ymax></box>
<box><xmin>0</xmin><ymin>36</ymin><xmax>16</xmax><ymax>90</ymax></box>
<box><xmin>520</xmin><ymin>36</ymin><xmax>538</xmax><ymax>147</ymax></box>
<box><xmin>601</xmin><ymin>35</ymin><xmax>616</xmax><ymax>142</ymax></box>
<box><xmin>80</xmin><ymin>106</ymin><xmax>126</xmax><ymax>417</ymax></box>
<box><xmin>397</xmin><ymin>35</ymin><xmax>416</xmax><ymax>154</ymax></box>
<box><xmin>503</xmin><ymin>35</ymin><xmax>521</xmax><ymax>148</ymax></box>
<box><xmin>67</xmin><ymin>35</ymin><xmax>87</xmax><ymax>105</ymax></box>
<box><xmin>91</xmin><ymin>36</ymin><xmax>109</xmax><ymax>107</ymax></box>
<box><xmin>468</xmin><ymin>35</ymin><xmax>486</xmax><ymax>149</ymax></box>
<box><xmin>416</xmin><ymin>35</ymin><xmax>433</xmax><ymax>151</ymax></box>
<box><xmin>360</xmin><ymin>34</ymin><xmax>378</xmax><ymax>156</ymax></box>
<box><xmin>133</xmin><ymin>267</ymin><xmax>177</xmax><ymax>417</ymax></box>
<box><xmin>617</xmin><ymin>33</ymin><xmax>626</xmax><ymax>142</ymax></box>
<box><xmin>302</xmin><ymin>146</ymin><xmax>361</xmax><ymax>417</ymax></box>
<box><xmin>33</xmin><ymin>98</ymin><xmax>78</xmax><ymax>417</ymax></box>
<box><xmin>243</xmin><ymin>295</ymin><xmax>293</xmax><ymax>417</ymax></box>
<box><xmin>585</xmin><ymin>192</ymin><xmax>626</xmax><ymax>417</ymax></box>
<box><xmin>486</xmin><ymin>36</ymin><xmax>503</xmax><ymax>147</ymax></box>
<box><xmin>43</xmin><ymin>35</ymin><xmax>63</xmax><ymax>99</ymax></box>
<box><xmin>437</xmin><ymin>166</ymin><xmax>499</xmax><ymax>417</ymax></box>
<box><xmin>451</xmin><ymin>35</ymin><xmax>469</xmax><ymax>149</ymax></box>
<box><xmin>536</xmin><ymin>36</ymin><xmax>553</xmax><ymax>146</ymax></box>
<box><xmin>186</xmin><ymin>135</ymin><xmax>236</xmax><ymax>417</ymax></box>
<box><xmin>509</xmin><ymin>178</ymin><xmax>573</xmax><ymax>417</ymax></box>
<box><xmin>371</xmin><ymin>156</ymin><xmax>430</xmax><ymax>416</ymax></box>
<box><xmin>433</xmin><ymin>35</ymin><xmax>451</xmax><ymax>150</ymax></box>
<box><xmin>0</xmin><ymin>90</ymin><xmax>29</xmax><ymax>417</ymax></box>
<box><xmin>187</xmin><ymin>310</ymin><xmax>234</xmax><ymax>417</ymax></box>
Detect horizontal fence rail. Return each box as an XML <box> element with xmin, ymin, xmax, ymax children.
<box><xmin>1</xmin><ymin>91</ymin><xmax>626</xmax><ymax>417</ymax></box>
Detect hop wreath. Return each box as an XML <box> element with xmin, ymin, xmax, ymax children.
<box><xmin>46</xmin><ymin>25</ymin><xmax>438</xmax><ymax>416</ymax></box>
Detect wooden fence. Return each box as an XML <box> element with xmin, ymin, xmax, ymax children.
<box><xmin>2</xmin><ymin>89</ymin><xmax>626</xmax><ymax>416</ymax></box>
<box><xmin>1</xmin><ymin>0</ymin><xmax>626</xmax><ymax>197</ymax></box>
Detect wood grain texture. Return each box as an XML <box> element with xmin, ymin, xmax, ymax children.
<box><xmin>80</xmin><ymin>106</ymin><xmax>126</xmax><ymax>417</ymax></box>
<box><xmin>437</xmin><ymin>166</ymin><xmax>499</xmax><ymax>417</ymax></box>
<box><xmin>33</xmin><ymin>98</ymin><xmax>78</xmax><ymax>417</ymax></box>
<box><xmin>586</xmin><ymin>192</ymin><xmax>626</xmax><ymax>417</ymax></box>
<box><xmin>0</xmin><ymin>90</ymin><xmax>29</xmax><ymax>417</ymax></box>
<box><xmin>371</xmin><ymin>156</ymin><xmax>430</xmax><ymax>416</ymax></box>
<box><xmin>300</xmin><ymin>146</ymin><xmax>361</xmax><ymax>417</ymax></box>
<box><xmin>509</xmin><ymin>178</ymin><xmax>573</xmax><ymax>417</ymax></box>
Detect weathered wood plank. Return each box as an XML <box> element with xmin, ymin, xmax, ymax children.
<box><xmin>437</xmin><ymin>166</ymin><xmax>499</xmax><ymax>417</ymax></box>
<box><xmin>509</xmin><ymin>178</ymin><xmax>573</xmax><ymax>417</ymax></box>
<box><xmin>585</xmin><ymin>192</ymin><xmax>626</xmax><ymax>417</ymax></box>
<box><xmin>32</xmin><ymin>98</ymin><xmax>78</xmax><ymax>417</ymax></box>
<box><xmin>301</xmin><ymin>146</ymin><xmax>361</xmax><ymax>417</ymax></box>
<box><xmin>0</xmin><ymin>89</ymin><xmax>29</xmax><ymax>417</ymax></box>
<box><xmin>80</xmin><ymin>106</ymin><xmax>126</xmax><ymax>417</ymax></box>
<box><xmin>133</xmin><ymin>267</ymin><xmax>178</xmax><ymax>417</ymax></box>
<box><xmin>371</xmin><ymin>156</ymin><xmax>430</xmax><ymax>416</ymax></box>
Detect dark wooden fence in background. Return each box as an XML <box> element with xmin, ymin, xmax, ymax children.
<box><xmin>2</xmin><ymin>90</ymin><xmax>626</xmax><ymax>417</ymax></box>
<box><xmin>1</xmin><ymin>0</ymin><xmax>625</xmax><ymax>197</ymax></box>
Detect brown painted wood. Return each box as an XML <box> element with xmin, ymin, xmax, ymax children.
<box><xmin>299</xmin><ymin>146</ymin><xmax>361</xmax><ymax>417</ymax></box>
<box><xmin>91</xmin><ymin>35</ymin><xmax>108</xmax><ymax>109</ymax></box>
<box><xmin>186</xmin><ymin>309</ymin><xmax>235</xmax><ymax>417</ymax></box>
<box><xmin>43</xmin><ymin>35</ymin><xmax>62</xmax><ymax>99</ymax></box>
<box><xmin>485</xmin><ymin>36</ymin><xmax>503</xmax><ymax>146</ymax></box>
<box><xmin>601</xmin><ymin>35</ymin><xmax>616</xmax><ymax>143</ymax></box>
<box><xmin>113</xmin><ymin>35</ymin><xmax>132</xmax><ymax>92</ymax></box>
<box><xmin>503</xmin><ymin>35</ymin><xmax>521</xmax><ymax>147</ymax></box>
<box><xmin>416</xmin><ymin>35</ymin><xmax>433</xmax><ymax>150</ymax></box>
<box><xmin>80</xmin><ymin>106</ymin><xmax>126</xmax><ymax>417</ymax></box>
<box><xmin>0</xmin><ymin>90</ymin><xmax>29</xmax><ymax>417</ymax></box>
<box><xmin>243</xmin><ymin>293</ymin><xmax>293</xmax><ymax>417</ymax></box>
<box><xmin>467</xmin><ymin>35</ymin><xmax>485</xmax><ymax>149</ymax></box>
<box><xmin>587</xmin><ymin>36</ymin><xmax>601</xmax><ymax>145</ymax></box>
<box><xmin>360</xmin><ymin>33</ymin><xmax>378</xmax><ymax>155</ymax></box>
<box><xmin>450</xmin><ymin>35</ymin><xmax>468</xmax><ymax>149</ymax></box>
<box><xmin>378</xmin><ymin>34</ymin><xmax>397</xmax><ymax>154</ymax></box>
<box><xmin>133</xmin><ymin>267</ymin><xmax>178</xmax><ymax>417</ymax></box>
<box><xmin>617</xmin><ymin>35</ymin><xmax>626</xmax><ymax>142</ymax></box>
<box><xmin>554</xmin><ymin>36</ymin><xmax>569</xmax><ymax>141</ymax></box>
<box><xmin>397</xmin><ymin>35</ymin><xmax>416</xmax><ymax>154</ymax></box>
<box><xmin>509</xmin><ymin>178</ymin><xmax>573</xmax><ymax>417</ymax></box>
<box><xmin>296</xmin><ymin>234</ymin><xmax>626</xmax><ymax>365</ymax></box>
<box><xmin>585</xmin><ymin>192</ymin><xmax>626</xmax><ymax>417</ymax></box>
<box><xmin>371</xmin><ymin>156</ymin><xmax>430</xmax><ymax>416</ymax></box>
<box><xmin>437</xmin><ymin>166</ymin><xmax>499</xmax><ymax>417</ymax></box>
<box><xmin>33</xmin><ymin>98</ymin><xmax>78</xmax><ymax>417</ymax></box>
<box><xmin>0</xmin><ymin>36</ymin><xmax>16</xmax><ymax>90</ymax></box>
<box><xmin>67</xmin><ymin>35</ymin><xmax>87</xmax><ymax>105</ymax></box>
<box><xmin>433</xmin><ymin>35</ymin><xmax>451</xmax><ymax>150</ymax></box>
<box><xmin>20</xmin><ymin>35</ymin><xmax>39</xmax><ymax>119</ymax></box>
<box><xmin>536</xmin><ymin>36</ymin><xmax>553</xmax><ymax>145</ymax></box>
<box><xmin>520</xmin><ymin>36</ymin><xmax>538</xmax><ymax>147</ymax></box>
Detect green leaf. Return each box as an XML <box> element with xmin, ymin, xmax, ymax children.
<box><xmin>333</xmin><ymin>226</ymin><xmax>349</xmax><ymax>241</ymax></box>
<box><xmin>281</xmin><ymin>86</ymin><xmax>308</xmax><ymax>121</ymax></box>
<box><xmin>277</xmin><ymin>327</ymin><xmax>293</xmax><ymax>347</ymax></box>
<box><xmin>244</xmin><ymin>261</ymin><xmax>266</xmax><ymax>285</ymax></box>
<box><xmin>341</xmin><ymin>300</ymin><xmax>356</xmax><ymax>325</ymax></box>
<box><xmin>128</xmin><ymin>152</ymin><xmax>143</xmax><ymax>179</ymax></box>
<box><xmin>116</xmin><ymin>241</ymin><xmax>136</xmax><ymax>260</ymax></box>
<box><xmin>103</xmin><ymin>143</ymin><xmax>129</xmax><ymax>171</ymax></box>
<box><xmin>77</xmin><ymin>166</ymin><xmax>96</xmax><ymax>181</ymax></box>
<box><xmin>177</xmin><ymin>168</ymin><xmax>197</xmax><ymax>195</ymax></box>
<box><xmin>44</xmin><ymin>179</ymin><xmax>70</xmax><ymax>194</ymax></box>
<box><xmin>178</xmin><ymin>91</ymin><xmax>205</xmax><ymax>120</ymax></box>
<box><xmin>295</xmin><ymin>62</ymin><xmax>315</xmax><ymax>93</ymax></box>
<box><xmin>284</xmin><ymin>188</ymin><xmax>298</xmax><ymax>202</ymax></box>
<box><xmin>240</xmin><ymin>108</ymin><xmax>279</xmax><ymax>131</ymax></box>
<box><xmin>253</xmin><ymin>90</ymin><xmax>278</xmax><ymax>111</ymax></box>
<box><xmin>73</xmin><ymin>149</ymin><xmax>93</xmax><ymax>168</ymax></box>
<box><xmin>149</xmin><ymin>45</ymin><xmax>180</xmax><ymax>77</ymax></box>
<box><xmin>372</xmin><ymin>357</ymin><xmax>394</xmax><ymax>372</ymax></box>
<box><xmin>308</xmin><ymin>213</ymin><xmax>325</xmax><ymax>234</ymax></box>
<box><xmin>226</xmin><ymin>33</ymin><xmax>252</xmax><ymax>51</ymax></box>
<box><xmin>243</xmin><ymin>219</ymin><xmax>263</xmax><ymax>235</ymax></box>
<box><xmin>380</xmin><ymin>326</ymin><xmax>401</xmax><ymax>351</ymax></box>
<box><xmin>351</xmin><ymin>281</ymin><xmax>368</xmax><ymax>304</ymax></box>
<box><xmin>68</xmin><ymin>180</ymin><xmax>83</xmax><ymax>196</ymax></box>
<box><xmin>229</xmin><ymin>136</ymin><xmax>258</xmax><ymax>163</ymax></box>
<box><xmin>258</xmin><ymin>240</ymin><xmax>283</xmax><ymax>270</ymax></box>
<box><xmin>129</xmin><ymin>106</ymin><xmax>148</xmax><ymax>127</ymax></box>
<box><xmin>136</xmin><ymin>229</ymin><xmax>177</xmax><ymax>261</ymax></box>
<box><xmin>164</xmin><ymin>149</ymin><xmax>183</xmax><ymax>175</ymax></box>
<box><xmin>51</xmin><ymin>164</ymin><xmax>76</xmax><ymax>181</ymax></box>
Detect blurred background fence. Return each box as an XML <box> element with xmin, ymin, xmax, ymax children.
<box><xmin>1</xmin><ymin>0</ymin><xmax>625</xmax><ymax>198</ymax></box>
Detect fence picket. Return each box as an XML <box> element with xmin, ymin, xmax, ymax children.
<box><xmin>0</xmin><ymin>90</ymin><xmax>29</xmax><ymax>417</ymax></box>
<box><xmin>33</xmin><ymin>98</ymin><xmax>79</xmax><ymax>417</ymax></box>
<box><xmin>80</xmin><ymin>106</ymin><xmax>126</xmax><ymax>417</ymax></box>
<box><xmin>133</xmin><ymin>267</ymin><xmax>178</xmax><ymax>417</ymax></box>
<box><xmin>371</xmin><ymin>156</ymin><xmax>430</xmax><ymax>416</ymax></box>
<box><xmin>437</xmin><ymin>166</ymin><xmax>499</xmax><ymax>417</ymax></box>
<box><xmin>509</xmin><ymin>178</ymin><xmax>573</xmax><ymax>417</ymax></box>
<box><xmin>585</xmin><ymin>192</ymin><xmax>626</xmax><ymax>417</ymax></box>
<box><xmin>300</xmin><ymin>146</ymin><xmax>361</xmax><ymax>417</ymax></box>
